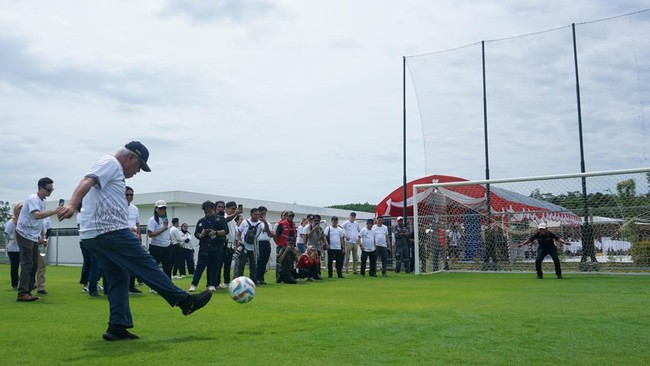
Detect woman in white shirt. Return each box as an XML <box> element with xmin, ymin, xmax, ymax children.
<box><xmin>4</xmin><ymin>202</ymin><xmax>23</xmax><ymax>290</ymax></box>
<box><xmin>147</xmin><ymin>200</ymin><xmax>172</xmax><ymax>280</ymax></box>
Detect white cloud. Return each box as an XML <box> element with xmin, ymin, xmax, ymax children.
<box><xmin>0</xmin><ymin>0</ymin><xmax>647</xmax><ymax>210</ymax></box>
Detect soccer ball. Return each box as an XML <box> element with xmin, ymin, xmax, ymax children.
<box><xmin>228</xmin><ymin>276</ymin><xmax>256</xmax><ymax>304</ymax></box>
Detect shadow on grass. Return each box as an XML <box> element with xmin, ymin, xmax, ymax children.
<box><xmin>64</xmin><ymin>335</ymin><xmax>216</xmax><ymax>362</ymax></box>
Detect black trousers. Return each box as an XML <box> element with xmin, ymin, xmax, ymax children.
<box><xmin>535</xmin><ymin>245</ymin><xmax>562</xmax><ymax>277</ymax></box>
<box><xmin>222</xmin><ymin>247</ymin><xmax>233</xmax><ymax>284</ymax></box>
<box><xmin>376</xmin><ymin>246</ymin><xmax>388</xmax><ymax>275</ymax></box>
<box><xmin>171</xmin><ymin>244</ymin><xmax>185</xmax><ymax>276</ymax></box>
<box><xmin>360</xmin><ymin>250</ymin><xmax>377</xmax><ymax>276</ymax></box>
<box><xmin>327</xmin><ymin>249</ymin><xmax>344</xmax><ymax>277</ymax></box>
<box><xmin>149</xmin><ymin>245</ymin><xmax>173</xmax><ymax>279</ymax></box>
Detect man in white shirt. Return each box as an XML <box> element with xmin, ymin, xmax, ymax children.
<box><xmin>58</xmin><ymin>141</ymin><xmax>212</xmax><ymax>341</ymax></box>
<box><xmin>221</xmin><ymin>201</ymin><xmax>239</xmax><ymax>287</ymax></box>
<box><xmin>126</xmin><ymin>186</ymin><xmax>144</xmax><ymax>293</ymax></box>
<box><xmin>15</xmin><ymin>177</ymin><xmax>63</xmax><ymax>302</ymax></box>
<box><xmin>170</xmin><ymin>218</ymin><xmax>184</xmax><ymax>279</ymax></box>
<box><xmin>359</xmin><ymin>219</ymin><xmax>377</xmax><ymax>277</ymax></box>
<box><xmin>325</xmin><ymin>216</ymin><xmax>345</xmax><ymax>278</ymax></box>
<box><xmin>372</xmin><ymin>218</ymin><xmax>391</xmax><ymax>277</ymax></box>
<box><xmin>236</xmin><ymin>208</ymin><xmax>263</xmax><ymax>279</ymax></box>
<box><xmin>341</xmin><ymin>212</ymin><xmax>360</xmax><ymax>274</ymax></box>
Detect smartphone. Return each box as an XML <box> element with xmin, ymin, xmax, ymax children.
<box><xmin>237</xmin><ymin>204</ymin><xmax>243</xmax><ymax>211</ymax></box>
<box><xmin>58</xmin><ymin>199</ymin><xmax>65</xmax><ymax>207</ymax></box>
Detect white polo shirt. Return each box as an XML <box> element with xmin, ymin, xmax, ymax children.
<box><xmin>341</xmin><ymin>220</ymin><xmax>360</xmax><ymax>243</ymax></box>
<box><xmin>16</xmin><ymin>193</ymin><xmax>46</xmax><ymax>242</ymax></box>
<box><xmin>77</xmin><ymin>155</ymin><xmax>130</xmax><ymax>240</ymax></box>
<box><xmin>372</xmin><ymin>225</ymin><xmax>389</xmax><ymax>247</ymax></box>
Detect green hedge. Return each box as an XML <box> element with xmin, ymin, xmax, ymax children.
<box><xmin>631</xmin><ymin>240</ymin><xmax>650</xmax><ymax>266</ymax></box>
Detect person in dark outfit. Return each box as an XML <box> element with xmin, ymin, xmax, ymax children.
<box><xmin>482</xmin><ymin>221</ymin><xmax>506</xmax><ymax>271</ymax></box>
<box><xmin>189</xmin><ymin>200</ymin><xmax>229</xmax><ymax>292</ymax></box>
<box><xmin>518</xmin><ymin>222</ymin><xmax>570</xmax><ymax>279</ymax></box>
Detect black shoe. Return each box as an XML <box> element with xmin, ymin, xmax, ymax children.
<box><xmin>89</xmin><ymin>291</ymin><xmax>102</xmax><ymax>297</ymax></box>
<box><xmin>178</xmin><ymin>290</ymin><xmax>213</xmax><ymax>316</ymax></box>
<box><xmin>129</xmin><ymin>288</ymin><xmax>143</xmax><ymax>295</ymax></box>
<box><xmin>338</xmin><ymin>275</ymin><xmax>344</xmax><ymax>278</ymax></box>
<box><xmin>37</xmin><ymin>290</ymin><xmax>48</xmax><ymax>295</ymax></box>
<box><xmin>537</xmin><ymin>275</ymin><xmax>543</xmax><ymax>279</ymax></box>
<box><xmin>557</xmin><ymin>275</ymin><xmax>564</xmax><ymax>279</ymax></box>
<box><xmin>102</xmin><ymin>326</ymin><xmax>139</xmax><ymax>341</ymax></box>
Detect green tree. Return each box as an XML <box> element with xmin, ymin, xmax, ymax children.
<box><xmin>0</xmin><ymin>200</ymin><xmax>11</xmax><ymax>246</ymax></box>
<box><xmin>327</xmin><ymin>202</ymin><xmax>376</xmax><ymax>213</ymax></box>
<box><xmin>0</xmin><ymin>201</ymin><xmax>11</xmax><ymax>228</ymax></box>
<box><xmin>617</xmin><ymin>179</ymin><xmax>637</xmax><ymax>208</ymax></box>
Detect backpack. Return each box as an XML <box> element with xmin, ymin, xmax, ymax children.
<box><xmin>244</xmin><ymin>220</ymin><xmax>260</xmax><ymax>244</ymax></box>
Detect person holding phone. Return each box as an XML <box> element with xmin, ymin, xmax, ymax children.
<box><xmin>147</xmin><ymin>200</ymin><xmax>173</xmax><ymax>288</ymax></box>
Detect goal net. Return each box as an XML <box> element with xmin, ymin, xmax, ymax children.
<box><xmin>412</xmin><ymin>168</ymin><xmax>650</xmax><ymax>275</ymax></box>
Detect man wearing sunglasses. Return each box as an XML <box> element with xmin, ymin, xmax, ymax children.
<box><xmin>15</xmin><ymin>177</ymin><xmax>63</xmax><ymax>302</ymax></box>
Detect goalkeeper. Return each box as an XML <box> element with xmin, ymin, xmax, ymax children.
<box><xmin>517</xmin><ymin>223</ymin><xmax>570</xmax><ymax>279</ymax></box>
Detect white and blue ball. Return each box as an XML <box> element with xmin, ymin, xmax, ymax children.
<box><xmin>228</xmin><ymin>276</ymin><xmax>256</xmax><ymax>304</ymax></box>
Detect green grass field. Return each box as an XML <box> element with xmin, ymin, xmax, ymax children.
<box><xmin>1</xmin><ymin>265</ymin><xmax>649</xmax><ymax>365</ymax></box>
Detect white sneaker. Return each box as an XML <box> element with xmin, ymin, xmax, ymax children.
<box><xmin>188</xmin><ymin>285</ymin><xmax>196</xmax><ymax>292</ymax></box>
<box><xmin>218</xmin><ymin>283</ymin><xmax>228</xmax><ymax>289</ymax></box>
<box><xmin>172</xmin><ymin>275</ymin><xmax>180</xmax><ymax>279</ymax></box>
<box><xmin>208</xmin><ymin>286</ymin><xmax>217</xmax><ymax>292</ymax></box>
<box><xmin>149</xmin><ymin>289</ymin><xmax>157</xmax><ymax>295</ymax></box>
<box><xmin>97</xmin><ymin>283</ymin><xmax>104</xmax><ymax>291</ymax></box>
<box><xmin>82</xmin><ymin>286</ymin><xmax>89</xmax><ymax>292</ymax></box>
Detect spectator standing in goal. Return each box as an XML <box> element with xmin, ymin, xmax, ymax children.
<box><xmin>517</xmin><ymin>222</ymin><xmax>570</xmax><ymax>279</ymax></box>
<box><xmin>482</xmin><ymin>221</ymin><xmax>506</xmax><ymax>271</ymax></box>
<box><xmin>393</xmin><ymin>217</ymin><xmax>411</xmax><ymax>273</ymax></box>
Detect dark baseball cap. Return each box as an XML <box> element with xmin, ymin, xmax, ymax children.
<box><xmin>125</xmin><ymin>141</ymin><xmax>151</xmax><ymax>172</ymax></box>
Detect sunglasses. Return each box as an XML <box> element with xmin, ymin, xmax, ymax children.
<box><xmin>125</xmin><ymin>193</ymin><xmax>133</xmax><ymax>197</ymax></box>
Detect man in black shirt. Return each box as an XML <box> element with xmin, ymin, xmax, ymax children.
<box><xmin>518</xmin><ymin>223</ymin><xmax>570</xmax><ymax>279</ymax></box>
<box><xmin>189</xmin><ymin>201</ymin><xmax>229</xmax><ymax>292</ymax></box>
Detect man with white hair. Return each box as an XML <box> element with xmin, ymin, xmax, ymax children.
<box><xmin>58</xmin><ymin>141</ymin><xmax>212</xmax><ymax>341</ymax></box>
<box><xmin>518</xmin><ymin>223</ymin><xmax>570</xmax><ymax>279</ymax></box>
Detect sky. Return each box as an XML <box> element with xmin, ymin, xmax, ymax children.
<box><xmin>0</xmin><ymin>0</ymin><xmax>648</xmax><ymax>208</ymax></box>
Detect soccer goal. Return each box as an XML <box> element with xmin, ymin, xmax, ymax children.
<box><xmin>412</xmin><ymin>168</ymin><xmax>650</xmax><ymax>275</ymax></box>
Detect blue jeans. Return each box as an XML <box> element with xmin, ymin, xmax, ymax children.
<box><xmin>81</xmin><ymin>229</ymin><xmax>189</xmax><ymax>328</ymax></box>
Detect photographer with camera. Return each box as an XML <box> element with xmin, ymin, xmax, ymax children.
<box><xmin>277</xmin><ymin>242</ymin><xmax>300</xmax><ymax>284</ymax></box>
<box><xmin>302</xmin><ymin>214</ymin><xmax>326</xmax><ymax>280</ymax></box>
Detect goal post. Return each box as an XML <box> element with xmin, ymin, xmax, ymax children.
<box><xmin>412</xmin><ymin>168</ymin><xmax>650</xmax><ymax>275</ymax></box>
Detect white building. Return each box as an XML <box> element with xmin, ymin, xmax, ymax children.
<box><xmin>44</xmin><ymin>190</ymin><xmax>374</xmax><ymax>266</ymax></box>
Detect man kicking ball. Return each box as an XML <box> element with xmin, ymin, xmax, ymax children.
<box><xmin>58</xmin><ymin>141</ymin><xmax>212</xmax><ymax>341</ymax></box>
